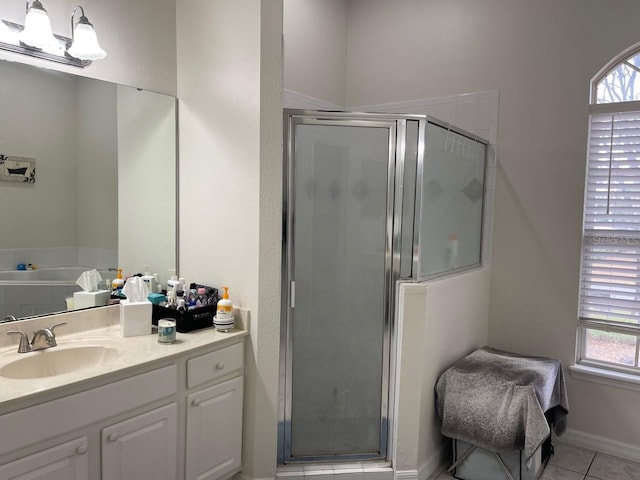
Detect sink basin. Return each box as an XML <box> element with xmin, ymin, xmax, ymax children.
<box><xmin>0</xmin><ymin>345</ymin><xmax>119</xmax><ymax>379</ymax></box>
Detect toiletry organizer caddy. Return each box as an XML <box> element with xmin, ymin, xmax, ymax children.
<box><xmin>152</xmin><ymin>304</ymin><xmax>217</xmax><ymax>333</ymax></box>
<box><xmin>152</xmin><ymin>285</ymin><xmax>219</xmax><ymax>333</ymax></box>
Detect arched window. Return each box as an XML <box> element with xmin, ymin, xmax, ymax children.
<box><xmin>594</xmin><ymin>47</ymin><xmax>640</xmax><ymax>104</ymax></box>
<box><xmin>578</xmin><ymin>43</ymin><xmax>640</xmax><ymax>375</ymax></box>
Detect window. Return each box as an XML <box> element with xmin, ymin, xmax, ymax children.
<box><xmin>595</xmin><ymin>50</ymin><xmax>640</xmax><ymax>104</ymax></box>
<box><xmin>578</xmin><ymin>44</ymin><xmax>640</xmax><ymax>373</ymax></box>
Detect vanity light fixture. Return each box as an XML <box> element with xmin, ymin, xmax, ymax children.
<box><xmin>0</xmin><ymin>2</ymin><xmax>106</xmax><ymax>68</ymax></box>
<box><xmin>19</xmin><ymin>0</ymin><xmax>57</xmax><ymax>50</ymax></box>
<box><xmin>67</xmin><ymin>6</ymin><xmax>106</xmax><ymax>61</ymax></box>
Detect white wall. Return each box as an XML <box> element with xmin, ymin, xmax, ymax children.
<box><xmin>283</xmin><ymin>0</ymin><xmax>348</xmax><ymax>107</ymax></box>
<box><xmin>177</xmin><ymin>1</ymin><xmax>283</xmax><ymax>478</ymax></box>
<box><xmin>117</xmin><ymin>86</ymin><xmax>176</xmax><ymax>282</ymax></box>
<box><xmin>258</xmin><ymin>2</ymin><xmax>285</xmax><ymax>477</ymax></box>
<box><xmin>0</xmin><ymin>0</ymin><xmax>176</xmax><ymax>95</ymax></box>
<box><xmin>395</xmin><ymin>268</ymin><xmax>490</xmax><ymax>476</ymax></box>
<box><xmin>344</xmin><ymin>0</ymin><xmax>640</xmax><ymax>453</ymax></box>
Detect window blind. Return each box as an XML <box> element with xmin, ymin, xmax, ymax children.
<box><xmin>580</xmin><ymin>111</ymin><xmax>640</xmax><ymax>328</ymax></box>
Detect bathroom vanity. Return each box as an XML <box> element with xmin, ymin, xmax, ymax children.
<box><xmin>0</xmin><ymin>306</ymin><xmax>247</xmax><ymax>480</ymax></box>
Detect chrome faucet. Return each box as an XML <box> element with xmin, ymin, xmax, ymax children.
<box><xmin>1</xmin><ymin>315</ymin><xmax>18</xmax><ymax>323</ymax></box>
<box><xmin>6</xmin><ymin>322</ymin><xmax>67</xmax><ymax>354</ymax></box>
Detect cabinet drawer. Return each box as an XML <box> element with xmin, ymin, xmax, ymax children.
<box><xmin>0</xmin><ymin>365</ymin><xmax>177</xmax><ymax>456</ymax></box>
<box><xmin>187</xmin><ymin>342</ymin><xmax>243</xmax><ymax>388</ymax></box>
<box><xmin>0</xmin><ymin>437</ymin><xmax>89</xmax><ymax>479</ymax></box>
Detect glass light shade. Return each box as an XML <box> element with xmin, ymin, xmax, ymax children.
<box><xmin>19</xmin><ymin>7</ymin><xmax>57</xmax><ymax>49</ymax></box>
<box><xmin>0</xmin><ymin>21</ymin><xmax>19</xmax><ymax>45</ymax></box>
<box><xmin>67</xmin><ymin>22</ymin><xmax>106</xmax><ymax>60</ymax></box>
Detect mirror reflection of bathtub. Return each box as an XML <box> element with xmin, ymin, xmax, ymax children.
<box><xmin>0</xmin><ymin>267</ymin><xmax>112</xmax><ymax>319</ymax></box>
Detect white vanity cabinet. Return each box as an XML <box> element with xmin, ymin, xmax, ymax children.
<box><xmin>0</xmin><ymin>437</ymin><xmax>89</xmax><ymax>480</ymax></box>
<box><xmin>185</xmin><ymin>342</ymin><xmax>244</xmax><ymax>480</ymax></box>
<box><xmin>102</xmin><ymin>403</ymin><xmax>177</xmax><ymax>480</ymax></box>
<box><xmin>186</xmin><ymin>377</ymin><xmax>243</xmax><ymax>480</ymax></box>
<box><xmin>0</xmin><ymin>335</ymin><xmax>246</xmax><ymax>480</ymax></box>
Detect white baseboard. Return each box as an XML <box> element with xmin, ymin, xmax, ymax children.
<box><xmin>236</xmin><ymin>475</ymin><xmax>273</xmax><ymax>480</ymax></box>
<box><xmin>235</xmin><ymin>473</ymin><xmax>274</xmax><ymax>480</ymax></box>
<box><xmin>557</xmin><ymin>428</ymin><xmax>640</xmax><ymax>463</ymax></box>
<box><xmin>392</xmin><ymin>429</ymin><xmax>640</xmax><ymax>480</ymax></box>
<box><xmin>395</xmin><ymin>470</ymin><xmax>418</xmax><ymax>480</ymax></box>
<box><xmin>419</xmin><ymin>443</ymin><xmax>451</xmax><ymax>480</ymax></box>
<box><xmin>393</xmin><ymin>441</ymin><xmax>451</xmax><ymax>480</ymax></box>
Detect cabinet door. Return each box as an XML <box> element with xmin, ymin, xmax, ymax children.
<box><xmin>0</xmin><ymin>437</ymin><xmax>89</xmax><ymax>480</ymax></box>
<box><xmin>102</xmin><ymin>403</ymin><xmax>177</xmax><ymax>480</ymax></box>
<box><xmin>186</xmin><ymin>376</ymin><xmax>243</xmax><ymax>480</ymax></box>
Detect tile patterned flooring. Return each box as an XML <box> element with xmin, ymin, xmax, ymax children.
<box><xmin>434</xmin><ymin>443</ymin><xmax>640</xmax><ymax>480</ymax></box>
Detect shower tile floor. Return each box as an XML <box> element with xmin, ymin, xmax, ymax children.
<box><xmin>433</xmin><ymin>443</ymin><xmax>640</xmax><ymax>480</ymax></box>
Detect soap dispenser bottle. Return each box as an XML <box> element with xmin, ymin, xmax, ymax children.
<box><xmin>216</xmin><ymin>286</ymin><xmax>233</xmax><ymax>320</ymax></box>
<box><xmin>112</xmin><ymin>268</ymin><xmax>124</xmax><ymax>292</ymax></box>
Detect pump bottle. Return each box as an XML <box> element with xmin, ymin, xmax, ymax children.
<box><xmin>216</xmin><ymin>286</ymin><xmax>233</xmax><ymax>321</ymax></box>
<box><xmin>112</xmin><ymin>268</ymin><xmax>124</xmax><ymax>292</ymax></box>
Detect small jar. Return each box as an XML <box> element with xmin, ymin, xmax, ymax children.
<box><xmin>157</xmin><ymin>319</ymin><xmax>176</xmax><ymax>344</ymax></box>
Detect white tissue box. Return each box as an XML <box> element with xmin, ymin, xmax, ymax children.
<box><xmin>120</xmin><ymin>300</ymin><xmax>152</xmax><ymax>337</ymax></box>
<box><xmin>73</xmin><ymin>290</ymin><xmax>111</xmax><ymax>310</ymax></box>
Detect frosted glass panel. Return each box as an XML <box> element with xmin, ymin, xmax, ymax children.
<box><xmin>419</xmin><ymin>123</ymin><xmax>485</xmax><ymax>278</ymax></box>
<box><xmin>290</xmin><ymin>124</ymin><xmax>389</xmax><ymax>457</ymax></box>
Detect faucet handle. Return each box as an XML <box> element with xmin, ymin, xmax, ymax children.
<box><xmin>47</xmin><ymin>322</ymin><xmax>67</xmax><ymax>347</ymax></box>
<box><xmin>7</xmin><ymin>331</ymin><xmax>31</xmax><ymax>353</ymax></box>
<box><xmin>50</xmin><ymin>322</ymin><xmax>67</xmax><ymax>334</ymax></box>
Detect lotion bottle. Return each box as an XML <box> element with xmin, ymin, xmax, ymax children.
<box><xmin>167</xmin><ymin>269</ymin><xmax>180</xmax><ymax>299</ymax></box>
<box><xmin>141</xmin><ymin>266</ymin><xmax>156</xmax><ymax>295</ymax></box>
<box><xmin>216</xmin><ymin>286</ymin><xmax>233</xmax><ymax>320</ymax></box>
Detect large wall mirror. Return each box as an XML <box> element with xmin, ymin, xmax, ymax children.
<box><xmin>0</xmin><ymin>59</ymin><xmax>177</xmax><ymax>320</ymax></box>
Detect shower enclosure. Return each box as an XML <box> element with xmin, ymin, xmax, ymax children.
<box><xmin>279</xmin><ymin>110</ymin><xmax>487</xmax><ymax>465</ymax></box>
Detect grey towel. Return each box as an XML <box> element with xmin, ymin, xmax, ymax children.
<box><xmin>435</xmin><ymin>346</ymin><xmax>569</xmax><ymax>460</ymax></box>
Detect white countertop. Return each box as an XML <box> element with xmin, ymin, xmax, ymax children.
<box><xmin>0</xmin><ymin>306</ymin><xmax>247</xmax><ymax>408</ymax></box>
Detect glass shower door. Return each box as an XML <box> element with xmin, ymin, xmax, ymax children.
<box><xmin>283</xmin><ymin>118</ymin><xmax>397</xmax><ymax>462</ymax></box>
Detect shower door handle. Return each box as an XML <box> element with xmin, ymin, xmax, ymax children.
<box><xmin>290</xmin><ymin>281</ymin><xmax>295</xmax><ymax>308</ymax></box>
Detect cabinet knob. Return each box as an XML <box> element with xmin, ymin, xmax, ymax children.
<box><xmin>215</xmin><ymin>362</ymin><xmax>225</xmax><ymax>370</ymax></box>
<box><xmin>75</xmin><ymin>444</ymin><xmax>88</xmax><ymax>455</ymax></box>
<box><xmin>192</xmin><ymin>398</ymin><xmax>202</xmax><ymax>407</ymax></box>
<box><xmin>108</xmin><ymin>432</ymin><xmax>119</xmax><ymax>442</ymax></box>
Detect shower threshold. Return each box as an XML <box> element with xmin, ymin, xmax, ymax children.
<box><xmin>276</xmin><ymin>461</ymin><xmax>393</xmax><ymax>480</ymax></box>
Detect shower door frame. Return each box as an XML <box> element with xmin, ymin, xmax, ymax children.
<box><xmin>278</xmin><ymin>110</ymin><xmax>423</xmax><ymax>465</ymax></box>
